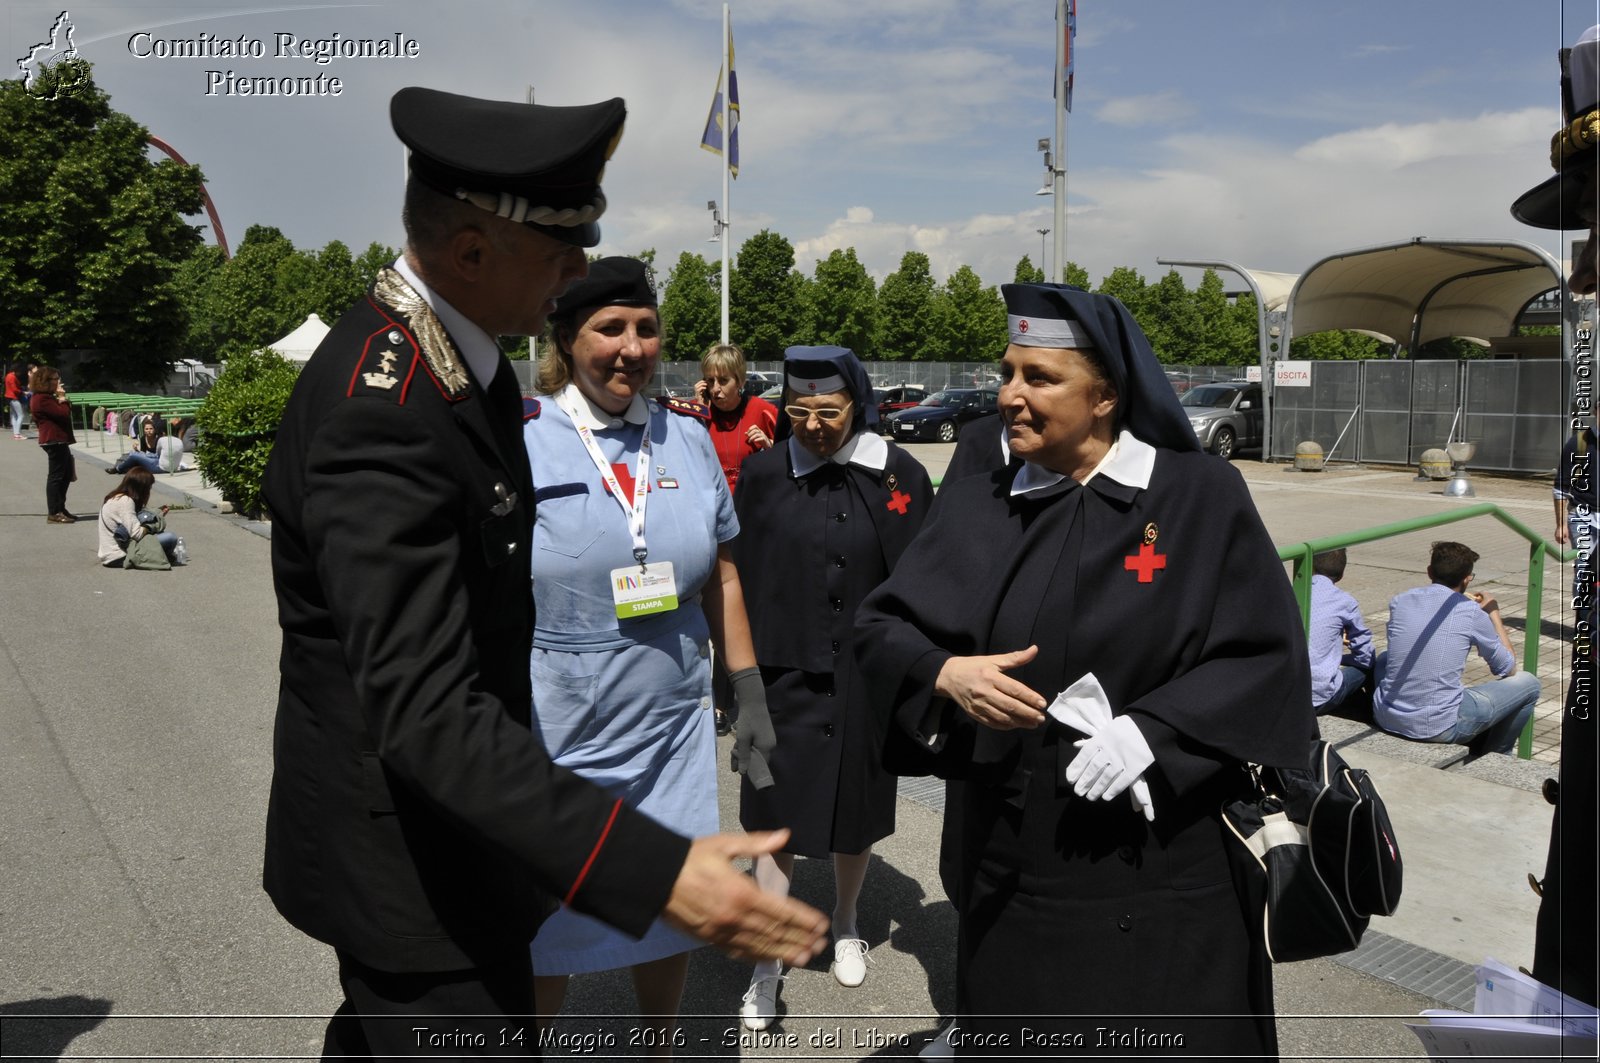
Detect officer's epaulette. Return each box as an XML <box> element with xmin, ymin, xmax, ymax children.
<box><xmin>345</xmin><ymin>319</ymin><xmax>424</xmax><ymax>404</ymax></box>
<box><xmin>348</xmin><ymin>268</ymin><xmax>473</xmax><ymax>405</ymax></box>
<box><xmin>660</xmin><ymin>396</ymin><xmax>711</xmax><ymax>421</ymax></box>
<box><xmin>522</xmin><ymin>397</ymin><xmax>542</xmax><ymax>421</ymax></box>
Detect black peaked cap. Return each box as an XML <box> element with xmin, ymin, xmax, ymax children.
<box><xmin>391</xmin><ymin>87</ymin><xmax>625</xmax><ymax>247</ymax></box>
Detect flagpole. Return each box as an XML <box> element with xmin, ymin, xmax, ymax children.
<box><xmin>1053</xmin><ymin>0</ymin><xmax>1066</xmax><ymax>281</ymax></box>
<box><xmin>720</xmin><ymin>2</ymin><xmax>731</xmax><ymax>344</ymax></box>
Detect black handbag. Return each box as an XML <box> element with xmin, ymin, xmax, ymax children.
<box><xmin>1222</xmin><ymin>739</ymin><xmax>1403</xmax><ymax>963</ymax></box>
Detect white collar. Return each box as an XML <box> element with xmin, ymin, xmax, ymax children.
<box><xmin>787</xmin><ymin>429</ymin><xmax>889</xmax><ymax>479</ymax></box>
<box><xmin>393</xmin><ymin>256</ymin><xmax>502</xmax><ymax>390</ymax></box>
<box><xmin>556</xmin><ymin>381</ymin><xmax>650</xmax><ymax>431</ymax></box>
<box><xmin>1010</xmin><ymin>430</ymin><xmax>1156</xmax><ymax>497</ymax></box>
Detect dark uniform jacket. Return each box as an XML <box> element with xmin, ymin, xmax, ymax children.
<box><xmin>262</xmin><ymin>268</ymin><xmax>690</xmax><ymax>973</ymax></box>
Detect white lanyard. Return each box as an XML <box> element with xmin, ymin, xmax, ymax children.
<box><xmin>558</xmin><ymin>392</ymin><xmax>652</xmax><ymax>567</ymax></box>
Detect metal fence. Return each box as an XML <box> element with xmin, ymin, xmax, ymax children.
<box><xmin>1269</xmin><ymin>359</ymin><xmax>1567</xmax><ymax>473</ymax></box>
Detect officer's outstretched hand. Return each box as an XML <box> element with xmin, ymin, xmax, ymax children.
<box><xmin>662</xmin><ymin>830</ymin><xmax>829</xmax><ymax>964</ymax></box>
<box><xmin>728</xmin><ymin>666</ymin><xmax>776</xmax><ymax>789</ymax></box>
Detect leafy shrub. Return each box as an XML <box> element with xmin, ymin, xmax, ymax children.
<box><xmin>193</xmin><ymin>347</ymin><xmax>299</xmax><ymax>520</ymax></box>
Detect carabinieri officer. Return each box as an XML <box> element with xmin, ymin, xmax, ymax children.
<box><xmin>261</xmin><ymin>87</ymin><xmax>825</xmax><ymax>1057</ymax></box>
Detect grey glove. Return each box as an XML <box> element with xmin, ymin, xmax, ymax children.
<box><xmin>728</xmin><ymin>666</ymin><xmax>776</xmax><ymax>790</ymax></box>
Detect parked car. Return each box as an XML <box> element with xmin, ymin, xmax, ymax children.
<box><xmin>1179</xmin><ymin>380</ymin><xmax>1262</xmax><ymax>459</ymax></box>
<box><xmin>886</xmin><ymin>388</ymin><xmax>998</xmax><ymax>443</ymax></box>
<box><xmin>874</xmin><ymin>384</ymin><xmax>928</xmax><ymax>428</ymax></box>
<box><xmin>744</xmin><ymin>370</ymin><xmax>781</xmax><ymax>396</ymax></box>
<box><xmin>648</xmin><ymin>367</ymin><xmax>701</xmax><ymax>399</ymax></box>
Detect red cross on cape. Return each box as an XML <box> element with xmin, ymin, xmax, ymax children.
<box><xmin>1124</xmin><ymin>542</ymin><xmax>1166</xmax><ymax>583</ymax></box>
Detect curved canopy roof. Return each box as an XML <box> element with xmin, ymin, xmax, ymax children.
<box><xmin>1287</xmin><ymin>239</ymin><xmax>1564</xmax><ymax>349</ymax></box>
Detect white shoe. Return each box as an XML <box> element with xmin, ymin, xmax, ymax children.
<box><xmin>740</xmin><ymin>971</ymin><xmax>782</xmax><ymax>1031</ymax></box>
<box><xmin>832</xmin><ymin>937</ymin><xmax>870</xmax><ymax>987</ymax></box>
<box><xmin>919</xmin><ymin>1021</ymin><xmax>955</xmax><ymax>1058</ymax></box>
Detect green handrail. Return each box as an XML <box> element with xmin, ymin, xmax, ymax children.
<box><xmin>1278</xmin><ymin>503</ymin><xmax>1578</xmax><ymax>759</ymax></box>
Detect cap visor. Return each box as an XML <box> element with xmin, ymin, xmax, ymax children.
<box><xmin>1511</xmin><ymin>171</ymin><xmax>1589</xmax><ymax>229</ymax></box>
<box><xmin>531</xmin><ymin>220</ymin><xmax>601</xmax><ymax>248</ymax></box>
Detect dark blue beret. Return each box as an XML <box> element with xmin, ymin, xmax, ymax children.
<box><xmin>550</xmin><ymin>257</ymin><xmax>656</xmax><ymax>324</ymax></box>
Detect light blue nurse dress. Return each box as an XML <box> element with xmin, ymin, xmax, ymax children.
<box><xmin>523</xmin><ymin>384</ymin><xmax>735</xmax><ymax>974</ymax></box>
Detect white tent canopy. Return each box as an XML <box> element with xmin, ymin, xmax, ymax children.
<box><xmin>1286</xmin><ymin>239</ymin><xmax>1565</xmax><ymax>351</ymax></box>
<box><xmin>263</xmin><ymin>313</ymin><xmax>331</xmax><ymax>363</ymax></box>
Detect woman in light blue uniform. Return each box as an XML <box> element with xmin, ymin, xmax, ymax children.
<box><xmin>522</xmin><ymin>258</ymin><xmax>776</xmax><ymax>1052</ymax></box>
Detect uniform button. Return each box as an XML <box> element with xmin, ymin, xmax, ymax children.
<box><xmin>506</xmin><ymin>542</ymin><xmax>517</xmax><ymax>555</ymax></box>
<box><xmin>700</xmin><ymin>697</ymin><xmax>711</xmax><ymax>709</ymax></box>
<box><xmin>830</xmin><ymin>597</ymin><xmax>843</xmax><ymax>612</ymax></box>
<box><xmin>833</xmin><ymin>512</ymin><xmax>848</xmax><ymax>522</ymax></box>
<box><xmin>833</xmin><ymin>554</ymin><xmax>847</xmax><ymax>567</ymax></box>
<box><xmin>825</xmin><ymin>687</ymin><xmax>836</xmax><ymax>698</ymax></box>
<box><xmin>1118</xmin><ymin>846</ymin><xmax>1135</xmax><ymax>863</ymax></box>
<box><xmin>1118</xmin><ymin>915</ymin><xmax>1133</xmax><ymax>931</ymax></box>
<box><xmin>823</xmin><ymin>724</ymin><xmax>834</xmax><ymax>737</ymax></box>
<box><xmin>831</xmin><ymin>640</ymin><xmax>841</xmax><ymax>654</ymax></box>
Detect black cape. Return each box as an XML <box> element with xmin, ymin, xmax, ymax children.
<box><xmin>855</xmin><ymin>447</ymin><xmax>1313</xmax><ymax>1055</ymax></box>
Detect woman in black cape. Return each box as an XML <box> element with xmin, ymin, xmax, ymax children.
<box><xmin>855</xmin><ymin>284</ymin><xmax>1315</xmax><ymax>1059</ymax></box>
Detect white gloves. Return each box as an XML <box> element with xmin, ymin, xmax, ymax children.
<box><xmin>1048</xmin><ymin>673</ymin><xmax>1156</xmax><ymax>822</ymax></box>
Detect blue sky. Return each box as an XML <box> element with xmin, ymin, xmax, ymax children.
<box><xmin>7</xmin><ymin>1</ymin><xmax>1597</xmax><ymax>292</ymax></box>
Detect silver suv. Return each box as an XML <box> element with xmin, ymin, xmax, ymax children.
<box><xmin>1179</xmin><ymin>380</ymin><xmax>1262</xmax><ymax>459</ymax></box>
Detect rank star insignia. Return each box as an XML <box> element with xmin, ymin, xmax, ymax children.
<box><xmin>378</xmin><ymin>350</ymin><xmax>399</xmax><ymax>374</ymax></box>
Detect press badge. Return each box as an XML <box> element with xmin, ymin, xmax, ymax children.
<box><xmin>611</xmin><ymin>561</ymin><xmax>679</xmax><ymax>619</ymax></box>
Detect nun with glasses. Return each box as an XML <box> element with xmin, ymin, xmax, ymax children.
<box><xmin>730</xmin><ymin>346</ymin><xmax>932</xmax><ymax>1030</ymax></box>
<box><xmin>855</xmin><ymin>285</ymin><xmax>1315</xmax><ymax>1057</ymax></box>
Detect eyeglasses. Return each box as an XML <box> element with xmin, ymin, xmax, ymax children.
<box><xmin>785</xmin><ymin>402</ymin><xmax>853</xmax><ymax>424</ymax></box>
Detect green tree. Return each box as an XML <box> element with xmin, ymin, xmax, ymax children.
<box><xmin>1141</xmin><ymin>270</ymin><xmax>1200</xmax><ymax>363</ymax></box>
<box><xmin>0</xmin><ymin>60</ymin><xmax>204</xmax><ymax>385</ymax></box>
<box><xmin>1013</xmin><ymin>256</ymin><xmax>1045</xmax><ymax>284</ymax></box>
<box><xmin>1227</xmin><ymin>292</ymin><xmax>1264</xmax><ymax>363</ymax></box>
<box><xmin>1061</xmin><ymin>260</ymin><xmax>1091</xmax><ymax>289</ymax></box>
<box><xmin>877</xmin><ymin>251</ymin><xmax>938</xmax><ymax>361</ymax></box>
<box><xmin>311</xmin><ymin>240</ymin><xmax>366</xmax><ymax>321</ymax></box>
<box><xmin>171</xmin><ymin>244</ymin><xmax>229</xmax><ymax>362</ymax></box>
<box><xmin>1289</xmin><ymin>330</ymin><xmax>1387</xmax><ymax>360</ymax></box>
<box><xmin>194</xmin><ymin>346</ymin><xmax>300</xmax><ymax>520</ymax></box>
<box><xmin>354</xmin><ymin>241</ymin><xmax>400</xmax><ymax>286</ymax></box>
<box><xmin>1186</xmin><ymin>270</ymin><xmax>1235</xmax><ymax>365</ymax></box>
<box><xmin>203</xmin><ymin>225</ymin><xmax>300</xmax><ymax>358</ymax></box>
<box><xmin>931</xmin><ymin>266</ymin><xmax>1006</xmax><ymax>361</ymax></box>
<box><xmin>1095</xmin><ymin>266</ymin><xmax>1148</xmax><ymax>319</ymax></box>
<box><xmin>730</xmin><ymin>230</ymin><xmax>804</xmax><ymax>360</ymax></box>
<box><xmin>659</xmin><ymin>251</ymin><xmax>720</xmax><ymax>362</ymax></box>
<box><xmin>806</xmin><ymin>248</ymin><xmax>877</xmax><ymax>354</ymax></box>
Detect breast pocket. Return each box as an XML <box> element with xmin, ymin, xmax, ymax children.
<box><xmin>534</xmin><ymin>490</ymin><xmax>606</xmax><ymax>559</ymax></box>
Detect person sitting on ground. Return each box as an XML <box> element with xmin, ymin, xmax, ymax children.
<box><xmin>1372</xmin><ymin>541</ymin><xmax>1541</xmax><ymax>756</ymax></box>
<box><xmin>156</xmin><ymin>416</ymin><xmax>189</xmax><ymax>472</ymax></box>
<box><xmin>108</xmin><ymin>418</ymin><xmax>162</xmax><ymax>475</ymax></box>
<box><xmin>98</xmin><ymin>467</ymin><xmax>179</xmax><ymax>568</ymax></box>
<box><xmin>1308</xmin><ymin>547</ymin><xmax>1375</xmax><ymax>716</ymax></box>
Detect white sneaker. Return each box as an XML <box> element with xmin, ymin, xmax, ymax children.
<box><xmin>919</xmin><ymin>1021</ymin><xmax>955</xmax><ymax>1058</ymax></box>
<box><xmin>831</xmin><ymin>937</ymin><xmax>870</xmax><ymax>987</ymax></box>
<box><xmin>740</xmin><ymin>971</ymin><xmax>782</xmax><ymax>1031</ymax></box>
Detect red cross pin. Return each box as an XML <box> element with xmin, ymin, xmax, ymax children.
<box><xmin>886</xmin><ymin>489</ymin><xmax>912</xmax><ymax>515</ymax></box>
<box><xmin>1124</xmin><ymin>541</ymin><xmax>1166</xmax><ymax>583</ymax></box>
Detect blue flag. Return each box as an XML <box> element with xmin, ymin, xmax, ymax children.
<box><xmin>699</xmin><ymin>25</ymin><xmax>739</xmax><ymax>176</ymax></box>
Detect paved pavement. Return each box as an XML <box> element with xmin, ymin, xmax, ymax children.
<box><xmin>0</xmin><ymin>430</ymin><xmax>1575</xmax><ymax>1060</ymax></box>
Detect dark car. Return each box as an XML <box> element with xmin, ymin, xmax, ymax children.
<box><xmin>874</xmin><ymin>384</ymin><xmax>928</xmax><ymax>428</ymax></box>
<box><xmin>744</xmin><ymin>370</ymin><xmax>781</xmax><ymax>396</ymax></box>
<box><xmin>1180</xmin><ymin>380</ymin><xmax>1263</xmax><ymax>459</ymax></box>
<box><xmin>887</xmin><ymin>388</ymin><xmax>998</xmax><ymax>443</ymax></box>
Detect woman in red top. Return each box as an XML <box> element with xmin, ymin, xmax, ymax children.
<box><xmin>695</xmin><ymin>343</ymin><xmax>778</xmax><ymax>494</ymax></box>
<box><xmin>695</xmin><ymin>343</ymin><xmax>778</xmax><ymax>734</ymax></box>
<box><xmin>29</xmin><ymin>365</ymin><xmax>77</xmax><ymax>523</ymax></box>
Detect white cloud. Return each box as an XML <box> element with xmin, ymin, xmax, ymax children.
<box><xmin>1097</xmin><ymin>91</ymin><xmax>1195</xmax><ymax>127</ymax></box>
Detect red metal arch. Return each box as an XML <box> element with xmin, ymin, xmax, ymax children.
<box><xmin>147</xmin><ymin>134</ymin><xmax>230</xmax><ymax>259</ymax></box>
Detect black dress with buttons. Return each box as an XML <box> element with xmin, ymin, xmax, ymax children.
<box><xmin>733</xmin><ymin>440</ymin><xmax>931</xmax><ymax>857</ymax></box>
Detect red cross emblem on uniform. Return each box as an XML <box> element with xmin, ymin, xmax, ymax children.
<box><xmin>1124</xmin><ymin>522</ymin><xmax>1166</xmax><ymax>583</ymax></box>
<box><xmin>886</xmin><ymin>489</ymin><xmax>912</xmax><ymax>515</ymax></box>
